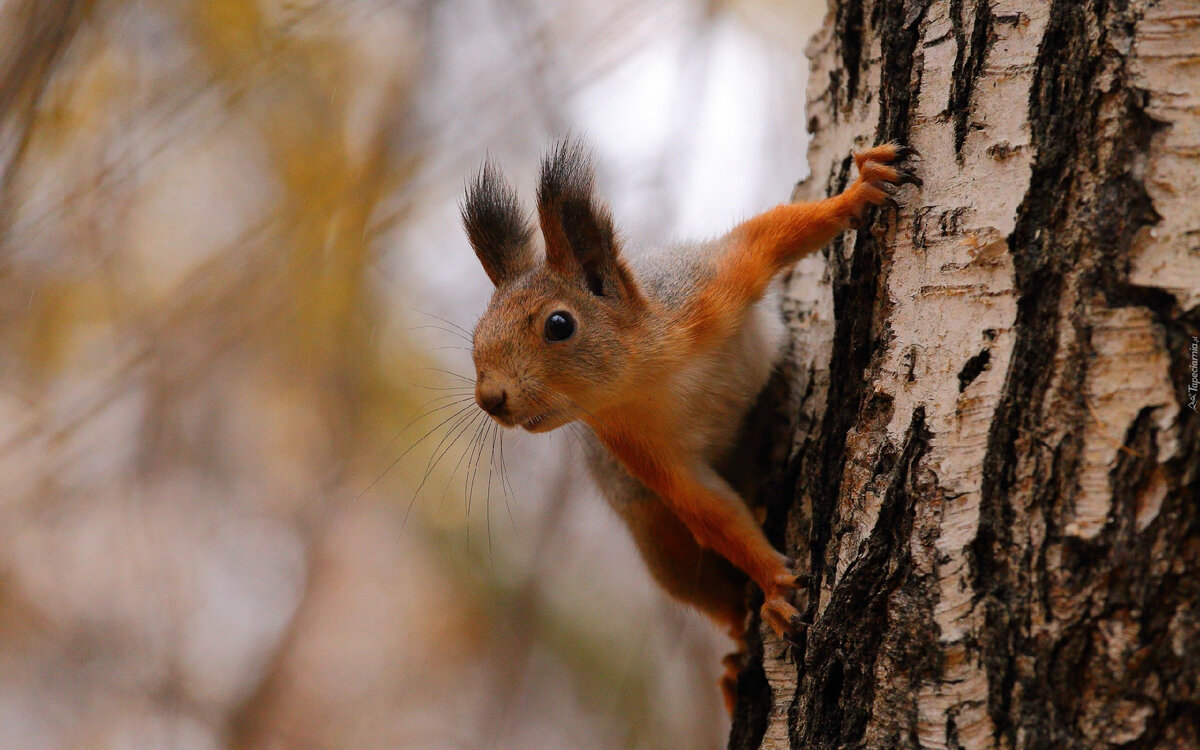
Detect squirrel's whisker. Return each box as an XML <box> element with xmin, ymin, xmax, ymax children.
<box><xmin>408</xmin><ymin>324</ymin><xmax>473</xmax><ymax>344</ymax></box>
<box><xmin>436</xmin><ymin>411</ymin><xmax>489</xmax><ymax>512</ymax></box>
<box><xmin>401</xmin><ymin>401</ymin><xmax>479</xmax><ymax>488</ymax></box>
<box><xmin>484</xmin><ymin>422</ymin><xmax>500</xmax><ymax>564</ymax></box>
<box><xmin>463</xmin><ymin>414</ymin><xmax>494</xmax><ymax>560</ymax></box>
<box><xmin>465</xmin><ymin>412</ymin><xmax>491</xmax><ymax>521</ymax></box>
<box><xmin>497</xmin><ymin>432</ymin><xmax>519</xmax><ymax>534</ymax></box>
<box><xmin>384</xmin><ymin>393</ymin><xmax>474</xmax><ymax>454</ymax></box>
<box><xmin>413</xmin><ymin>404</ymin><xmax>483</xmax><ymax>497</ymax></box>
<box><xmin>406</xmin><ymin>305</ymin><xmax>476</xmax><ymax>342</ymax></box>
<box><xmin>403</xmin><ymin>409</ymin><xmax>485</xmax><ymax>532</ymax></box>
<box><xmin>357</xmin><ymin>398</ymin><xmax>477</xmax><ymax>500</ymax></box>
<box><xmin>416</xmin><ymin>366</ymin><xmax>476</xmax><ymax>385</ymax></box>
<box><xmin>406</xmin><ymin>381</ymin><xmax>475</xmax><ymax>393</ymax></box>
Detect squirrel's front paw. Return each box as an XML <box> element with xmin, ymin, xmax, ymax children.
<box><xmin>846</xmin><ymin>143</ymin><xmax>922</xmax><ymax>226</ymax></box>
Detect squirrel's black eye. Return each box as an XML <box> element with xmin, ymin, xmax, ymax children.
<box><xmin>544</xmin><ymin>311</ymin><xmax>575</xmax><ymax>342</ymax></box>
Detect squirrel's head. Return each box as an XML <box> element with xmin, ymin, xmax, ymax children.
<box><xmin>462</xmin><ymin>141</ymin><xmax>644</xmax><ymax>432</ymax></box>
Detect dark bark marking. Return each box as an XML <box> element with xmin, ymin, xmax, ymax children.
<box><xmin>787</xmin><ymin>248</ymin><xmax>892</xmax><ymax>743</ymax></box>
<box><xmin>773</xmin><ymin>3</ymin><xmax>933</xmax><ymax>746</ymax></box>
<box><xmin>974</xmin><ymin>0</ymin><xmax>1113</xmax><ymax>736</ymax></box>
<box><xmin>800</xmin><ymin>0</ymin><xmax>926</xmax><ymax>622</ymax></box>
<box><xmin>875</xmin><ymin>0</ymin><xmax>931</xmax><ymax>140</ymax></box>
<box><xmin>797</xmin><ymin>221</ymin><xmax>890</xmax><ymax>645</ymax></box>
<box><xmin>794</xmin><ymin>408</ymin><xmax>933</xmax><ymax>749</ymax></box>
<box><xmin>958</xmin><ymin>348</ymin><xmax>991</xmax><ymax>391</ymax></box>
<box><xmin>1098</xmin><ymin>412</ymin><xmax>1200</xmax><ymax>750</ymax></box>
<box><xmin>987</xmin><ymin>140</ymin><xmax>1021</xmax><ymax>160</ymax></box>
<box><xmin>834</xmin><ymin>154</ymin><xmax>854</xmax><ymax>197</ymax></box>
<box><xmin>973</xmin><ymin>0</ymin><xmax>1200</xmax><ymax>746</ymax></box>
<box><xmin>993</xmin><ymin>13</ymin><xmax>1026</xmax><ymax>26</ymax></box>
<box><xmin>911</xmin><ymin>206</ymin><xmax>935</xmax><ymax>251</ymax></box>
<box><xmin>939</xmin><ymin>207</ymin><xmax>969</xmax><ymax>237</ymax></box>
<box><xmin>903</xmin><ymin>345</ymin><xmax>919</xmax><ymax>382</ymax></box>
<box><xmin>946</xmin><ymin>710</ymin><xmax>963</xmax><ymax>750</ymax></box>
<box><xmin>949</xmin><ymin>0</ymin><xmax>993</xmax><ymax>160</ymax></box>
<box><xmin>726</xmin><ymin>346</ymin><xmax>825</xmax><ymax>750</ymax></box>
<box><xmin>818</xmin><ymin>657</ymin><xmax>845</xmax><ymax>730</ymax></box>
<box><xmin>835</xmin><ymin>0</ymin><xmax>865</xmax><ymax>112</ymax></box>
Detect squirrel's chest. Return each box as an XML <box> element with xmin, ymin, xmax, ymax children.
<box><xmin>583</xmin><ymin>289</ymin><xmax>787</xmax><ymax>500</ymax></box>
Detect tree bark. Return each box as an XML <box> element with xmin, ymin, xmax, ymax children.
<box><xmin>731</xmin><ymin>1</ymin><xmax>1200</xmax><ymax>748</ymax></box>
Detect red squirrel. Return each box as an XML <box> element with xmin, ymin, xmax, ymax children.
<box><xmin>462</xmin><ymin>141</ymin><xmax>919</xmax><ymax>709</ymax></box>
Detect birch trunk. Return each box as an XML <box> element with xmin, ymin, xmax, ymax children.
<box><xmin>731</xmin><ymin>2</ymin><xmax>1200</xmax><ymax>748</ymax></box>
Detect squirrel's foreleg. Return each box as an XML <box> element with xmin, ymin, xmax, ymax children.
<box><xmin>738</xmin><ymin>143</ymin><xmax>920</xmax><ymax>273</ymax></box>
<box><xmin>684</xmin><ymin>144</ymin><xmax>920</xmax><ymax>344</ymax></box>
<box><xmin>645</xmin><ymin>144</ymin><xmax>921</xmax><ymax>637</ymax></box>
<box><xmin>607</xmin><ymin>430</ymin><xmax>808</xmax><ymax>640</ymax></box>
<box><xmin>661</xmin><ymin>463</ymin><xmax>807</xmax><ymax>639</ymax></box>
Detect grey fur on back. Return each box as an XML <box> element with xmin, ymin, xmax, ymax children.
<box><xmin>629</xmin><ymin>239</ymin><xmax>720</xmax><ymax>310</ymax></box>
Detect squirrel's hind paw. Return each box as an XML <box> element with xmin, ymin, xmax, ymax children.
<box><xmin>719</xmin><ymin>651</ymin><xmax>746</xmax><ymax>714</ymax></box>
<box><xmin>761</xmin><ymin>596</ymin><xmax>807</xmax><ymax>641</ymax></box>
<box><xmin>761</xmin><ymin>560</ymin><xmax>811</xmax><ymax>640</ymax></box>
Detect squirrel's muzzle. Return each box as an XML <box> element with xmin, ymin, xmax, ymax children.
<box><xmin>476</xmin><ymin>385</ymin><xmax>508</xmax><ymax>418</ymax></box>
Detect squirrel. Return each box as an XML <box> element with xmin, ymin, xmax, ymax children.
<box><xmin>461</xmin><ymin>140</ymin><xmax>920</xmax><ymax>710</ymax></box>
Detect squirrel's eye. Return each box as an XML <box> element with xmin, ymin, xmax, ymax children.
<box><xmin>544</xmin><ymin>311</ymin><xmax>575</xmax><ymax>342</ymax></box>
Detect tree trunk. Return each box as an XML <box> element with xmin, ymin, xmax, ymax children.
<box><xmin>731</xmin><ymin>1</ymin><xmax>1200</xmax><ymax>748</ymax></box>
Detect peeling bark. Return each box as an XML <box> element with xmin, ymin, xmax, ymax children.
<box><xmin>732</xmin><ymin>1</ymin><xmax>1200</xmax><ymax>748</ymax></box>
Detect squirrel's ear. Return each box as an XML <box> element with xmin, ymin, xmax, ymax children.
<box><xmin>537</xmin><ymin>140</ymin><xmax>639</xmax><ymax>300</ymax></box>
<box><xmin>462</xmin><ymin>160</ymin><xmax>535</xmax><ymax>286</ymax></box>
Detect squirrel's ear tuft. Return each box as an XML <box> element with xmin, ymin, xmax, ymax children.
<box><xmin>462</xmin><ymin>160</ymin><xmax>534</xmax><ymax>286</ymax></box>
<box><xmin>537</xmin><ymin>140</ymin><xmax>638</xmax><ymax>300</ymax></box>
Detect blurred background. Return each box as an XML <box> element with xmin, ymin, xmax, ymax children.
<box><xmin>0</xmin><ymin>1</ymin><xmax>824</xmax><ymax>748</ymax></box>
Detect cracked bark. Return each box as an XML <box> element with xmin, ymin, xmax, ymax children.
<box><xmin>731</xmin><ymin>1</ymin><xmax>1200</xmax><ymax>748</ymax></box>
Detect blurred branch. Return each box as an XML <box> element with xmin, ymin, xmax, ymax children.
<box><xmin>0</xmin><ymin>0</ymin><xmax>94</xmax><ymax>225</ymax></box>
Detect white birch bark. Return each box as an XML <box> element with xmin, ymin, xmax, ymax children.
<box><xmin>732</xmin><ymin>2</ymin><xmax>1200</xmax><ymax>748</ymax></box>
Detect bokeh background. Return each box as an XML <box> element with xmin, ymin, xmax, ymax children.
<box><xmin>0</xmin><ymin>1</ymin><xmax>824</xmax><ymax>748</ymax></box>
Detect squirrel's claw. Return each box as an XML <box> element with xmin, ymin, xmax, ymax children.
<box><xmin>897</xmin><ymin>167</ymin><xmax>923</xmax><ymax>188</ymax></box>
<box><xmin>763</xmin><ymin>557</ymin><xmax>813</xmax><ymax>641</ymax></box>
<box><xmin>783</xmin><ymin>615</ymin><xmax>812</xmax><ymax>647</ymax></box>
<box><xmin>774</xmin><ymin>570</ymin><xmax>811</xmax><ymax>589</ymax></box>
<box><xmin>896</xmin><ymin>145</ymin><xmax>921</xmax><ymax>160</ymax></box>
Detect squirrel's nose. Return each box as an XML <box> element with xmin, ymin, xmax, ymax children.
<box><xmin>477</xmin><ymin>386</ymin><xmax>507</xmax><ymax>416</ymax></box>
